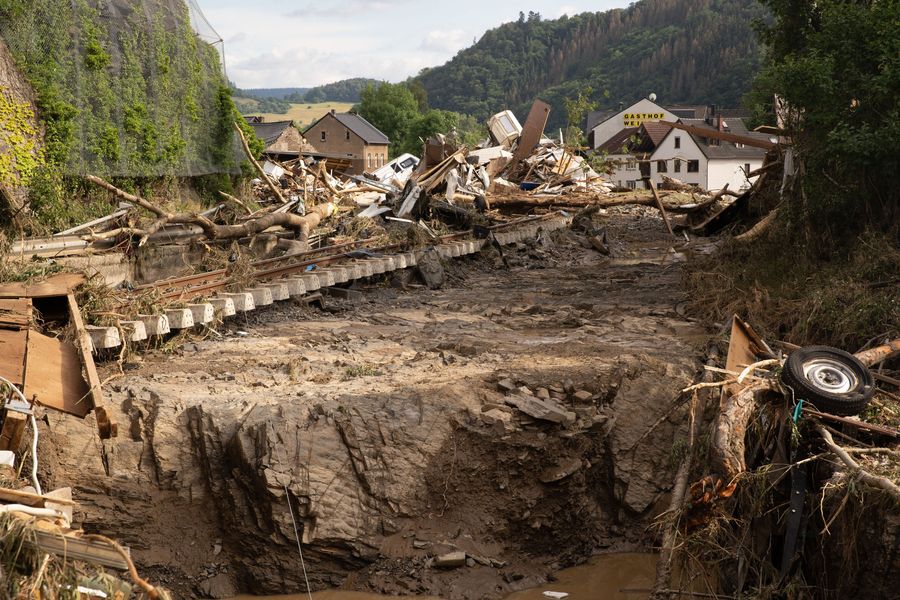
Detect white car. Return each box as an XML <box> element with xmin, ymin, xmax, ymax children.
<box><xmin>366</xmin><ymin>153</ymin><xmax>419</xmax><ymax>185</ymax></box>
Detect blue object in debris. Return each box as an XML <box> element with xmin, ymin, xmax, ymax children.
<box><xmin>520</xmin><ymin>182</ymin><xmax>540</xmax><ymax>191</ymax></box>
<box><xmin>305</xmin><ymin>265</ymin><xmax>316</xmax><ymax>272</ymax></box>
<box><xmin>793</xmin><ymin>399</ymin><xmax>804</xmax><ymax>423</ymax></box>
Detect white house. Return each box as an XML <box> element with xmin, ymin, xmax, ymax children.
<box><xmin>649</xmin><ymin>118</ymin><xmax>769</xmax><ymax>192</ymax></box>
<box><xmin>588</xmin><ymin>98</ymin><xmax>679</xmax><ymax>150</ymax></box>
<box><xmin>598</xmin><ymin>122</ymin><xmax>673</xmax><ymax>189</ymax></box>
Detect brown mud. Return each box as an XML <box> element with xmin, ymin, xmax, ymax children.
<box><xmin>232</xmin><ymin>552</ymin><xmax>656</xmax><ymax>599</ymax></box>
<box><xmin>38</xmin><ymin>207</ymin><xmax>714</xmax><ymax>599</ymax></box>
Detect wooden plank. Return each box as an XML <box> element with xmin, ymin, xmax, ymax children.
<box><xmin>723</xmin><ymin>315</ymin><xmax>777</xmax><ymax>398</ymax></box>
<box><xmin>0</xmin><ymin>298</ymin><xmax>32</xmax><ymax>329</ymax></box>
<box><xmin>507</xmin><ymin>100</ymin><xmax>551</xmax><ymax>176</ymax></box>
<box><xmin>0</xmin><ymin>328</ymin><xmax>27</xmax><ymax>387</ymax></box>
<box><xmin>0</xmin><ymin>486</ymin><xmax>77</xmax><ymax>507</ymax></box>
<box><xmin>0</xmin><ymin>411</ymin><xmax>27</xmax><ymax>452</ymax></box>
<box><xmin>648</xmin><ymin>180</ymin><xmax>675</xmax><ymax>238</ymax></box>
<box><xmin>0</xmin><ymin>273</ymin><xmax>86</xmax><ymax>299</ymax></box>
<box><xmin>28</xmin><ymin>529</ymin><xmax>130</xmax><ymax>571</ymax></box>
<box><xmin>23</xmin><ymin>331</ymin><xmax>92</xmax><ymax>419</ymax></box>
<box><xmin>663</xmin><ymin>121</ymin><xmax>777</xmax><ymax>149</ymax></box>
<box><xmin>66</xmin><ymin>294</ymin><xmax>114</xmax><ymax>439</ymax></box>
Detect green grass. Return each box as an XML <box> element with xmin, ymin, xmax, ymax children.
<box><xmin>244</xmin><ymin>101</ymin><xmax>355</xmax><ymax>129</ymax></box>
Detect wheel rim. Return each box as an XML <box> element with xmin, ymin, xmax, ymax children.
<box><xmin>802</xmin><ymin>358</ymin><xmax>858</xmax><ymax>394</ymax></box>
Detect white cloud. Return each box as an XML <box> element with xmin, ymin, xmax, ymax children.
<box><xmin>419</xmin><ymin>30</ymin><xmax>469</xmax><ymax>54</ymax></box>
<box><xmin>194</xmin><ymin>0</ymin><xmax>630</xmax><ymax>89</ymax></box>
<box><xmin>286</xmin><ymin>0</ymin><xmax>413</xmax><ymax>18</ymax></box>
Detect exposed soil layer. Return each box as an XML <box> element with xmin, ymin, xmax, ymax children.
<box><xmin>39</xmin><ymin>208</ymin><xmax>714</xmax><ymax>599</ymax></box>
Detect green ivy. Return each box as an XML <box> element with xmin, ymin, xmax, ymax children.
<box><xmin>0</xmin><ymin>0</ymin><xmax>237</xmax><ymax>178</ymax></box>
<box><xmin>0</xmin><ymin>93</ymin><xmax>43</xmax><ymax>187</ymax></box>
<box><xmin>0</xmin><ymin>0</ymin><xmax>268</xmax><ymax>232</ymax></box>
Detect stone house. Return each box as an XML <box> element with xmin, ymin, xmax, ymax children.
<box><xmin>247</xmin><ymin>120</ymin><xmax>310</xmax><ymax>159</ymax></box>
<box><xmin>303</xmin><ymin>111</ymin><xmax>389</xmax><ymax>175</ymax></box>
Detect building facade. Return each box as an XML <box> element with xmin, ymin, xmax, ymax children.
<box><xmin>248</xmin><ymin>120</ymin><xmax>308</xmax><ymax>157</ymax></box>
<box><xmin>304</xmin><ymin>111</ymin><xmax>390</xmax><ymax>175</ymax></box>
<box><xmin>593</xmin><ymin>98</ymin><xmax>769</xmax><ymax>192</ymax></box>
<box><xmin>588</xmin><ymin>98</ymin><xmax>679</xmax><ymax>150</ymax></box>
<box><xmin>649</xmin><ymin>118</ymin><xmax>767</xmax><ymax>191</ymax></box>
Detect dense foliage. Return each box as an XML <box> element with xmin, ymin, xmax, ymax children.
<box><xmin>752</xmin><ymin>0</ymin><xmax>899</xmax><ymax>246</ymax></box>
<box><xmin>0</xmin><ymin>0</ymin><xmax>235</xmax><ymax>177</ymax></box>
<box><xmin>687</xmin><ymin>0</ymin><xmax>899</xmax><ymax>349</ymax></box>
<box><xmin>0</xmin><ymin>0</ymin><xmax>253</xmax><ymax>231</ymax></box>
<box><xmin>357</xmin><ymin>82</ymin><xmax>485</xmax><ymax>157</ymax></box>
<box><xmin>240</xmin><ymin>87</ymin><xmax>309</xmax><ymax>99</ymax></box>
<box><xmin>235</xmin><ymin>95</ymin><xmax>292</xmax><ymax>115</ymax></box>
<box><xmin>416</xmin><ymin>0</ymin><xmax>766</xmax><ymax>129</ymax></box>
<box><xmin>292</xmin><ymin>78</ymin><xmax>380</xmax><ymax>104</ymax></box>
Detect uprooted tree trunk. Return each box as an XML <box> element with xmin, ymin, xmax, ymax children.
<box><xmin>83</xmin><ymin>175</ymin><xmax>335</xmax><ymax>251</ymax></box>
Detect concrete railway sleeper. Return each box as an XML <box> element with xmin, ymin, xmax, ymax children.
<box><xmin>87</xmin><ymin>215</ymin><xmax>570</xmax><ymax>355</ymax></box>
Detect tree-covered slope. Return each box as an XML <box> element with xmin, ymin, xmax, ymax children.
<box><xmin>293</xmin><ymin>78</ymin><xmax>381</xmax><ymax>103</ymax></box>
<box><xmin>416</xmin><ymin>0</ymin><xmax>767</xmax><ymax>128</ymax></box>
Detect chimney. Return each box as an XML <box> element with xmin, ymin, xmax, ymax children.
<box><xmin>706</xmin><ymin>104</ymin><xmax>717</xmax><ymax>125</ymax></box>
<box><xmin>331</xmin><ymin>109</ymin><xmax>336</xmax><ymax>115</ymax></box>
<box><xmin>717</xmin><ymin>114</ymin><xmax>724</xmax><ymax>132</ymax></box>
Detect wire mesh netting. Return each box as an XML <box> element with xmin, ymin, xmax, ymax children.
<box><xmin>0</xmin><ymin>0</ymin><xmax>237</xmax><ymax>177</ymax></box>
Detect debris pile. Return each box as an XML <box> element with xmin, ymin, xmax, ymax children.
<box><xmin>481</xmin><ymin>376</ymin><xmax>613</xmax><ymax>438</ymax></box>
<box><xmin>649</xmin><ymin>316</ymin><xmax>900</xmax><ymax>598</ymax></box>
<box><xmin>0</xmin><ymin>369</ymin><xmax>164</xmax><ymax>598</ymax></box>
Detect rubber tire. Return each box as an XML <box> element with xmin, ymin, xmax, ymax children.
<box><xmin>780</xmin><ymin>346</ymin><xmax>874</xmax><ymax>416</ymax></box>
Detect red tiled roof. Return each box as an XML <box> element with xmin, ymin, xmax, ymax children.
<box><xmin>597</xmin><ymin>127</ymin><xmax>639</xmax><ymax>154</ymax></box>
<box><xmin>640</xmin><ymin>121</ymin><xmax>673</xmax><ymax>147</ymax></box>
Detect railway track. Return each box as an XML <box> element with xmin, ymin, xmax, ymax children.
<box><xmin>84</xmin><ymin>213</ymin><xmax>570</xmax><ymax>355</ymax></box>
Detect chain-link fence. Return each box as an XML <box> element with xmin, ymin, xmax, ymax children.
<box><xmin>0</xmin><ymin>0</ymin><xmax>237</xmax><ymax>177</ymax></box>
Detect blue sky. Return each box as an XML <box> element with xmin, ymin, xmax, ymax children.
<box><xmin>194</xmin><ymin>0</ymin><xmax>630</xmax><ymax>89</ymax></box>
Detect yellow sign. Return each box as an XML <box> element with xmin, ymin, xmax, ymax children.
<box><xmin>623</xmin><ymin>112</ymin><xmax>666</xmax><ymax>127</ymax></box>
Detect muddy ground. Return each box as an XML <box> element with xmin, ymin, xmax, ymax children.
<box><xmin>38</xmin><ymin>208</ymin><xmax>716</xmax><ymax>599</ymax></box>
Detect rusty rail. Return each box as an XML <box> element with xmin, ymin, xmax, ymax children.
<box><xmin>126</xmin><ymin>213</ymin><xmax>562</xmax><ymax>304</ymax></box>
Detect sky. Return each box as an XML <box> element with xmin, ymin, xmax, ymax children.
<box><xmin>193</xmin><ymin>0</ymin><xmax>630</xmax><ymax>90</ymax></box>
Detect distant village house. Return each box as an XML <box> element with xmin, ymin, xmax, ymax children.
<box><xmin>303</xmin><ymin>110</ymin><xmax>389</xmax><ymax>175</ymax></box>
<box><xmin>247</xmin><ymin>120</ymin><xmax>310</xmax><ymax>160</ymax></box>
<box><xmin>589</xmin><ymin>98</ymin><xmax>771</xmax><ymax>192</ymax></box>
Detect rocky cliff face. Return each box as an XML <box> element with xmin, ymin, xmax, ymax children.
<box><xmin>37</xmin><ymin>226</ymin><xmax>708</xmax><ymax>598</ymax></box>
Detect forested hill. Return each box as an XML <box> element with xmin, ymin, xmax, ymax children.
<box><xmin>294</xmin><ymin>78</ymin><xmax>381</xmax><ymax>103</ymax></box>
<box><xmin>416</xmin><ymin>0</ymin><xmax>767</xmax><ymax>129</ymax></box>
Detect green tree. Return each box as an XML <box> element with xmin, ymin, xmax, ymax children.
<box><xmin>563</xmin><ymin>86</ymin><xmax>597</xmax><ymax>148</ymax></box>
<box><xmin>752</xmin><ymin>0</ymin><xmax>899</xmax><ymax>246</ymax></box>
<box><xmin>400</xmin><ymin>109</ymin><xmax>460</xmax><ymax>155</ymax></box>
<box><xmin>407</xmin><ymin>80</ymin><xmax>429</xmax><ymax>112</ymax></box>
<box><xmin>357</xmin><ymin>82</ymin><xmax>420</xmax><ymax>157</ymax></box>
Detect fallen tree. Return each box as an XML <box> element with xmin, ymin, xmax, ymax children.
<box><xmin>83</xmin><ymin>175</ymin><xmax>335</xmax><ymax>251</ymax></box>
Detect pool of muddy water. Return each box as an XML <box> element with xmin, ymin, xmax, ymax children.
<box><xmin>233</xmin><ymin>553</ymin><xmax>656</xmax><ymax>600</ymax></box>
